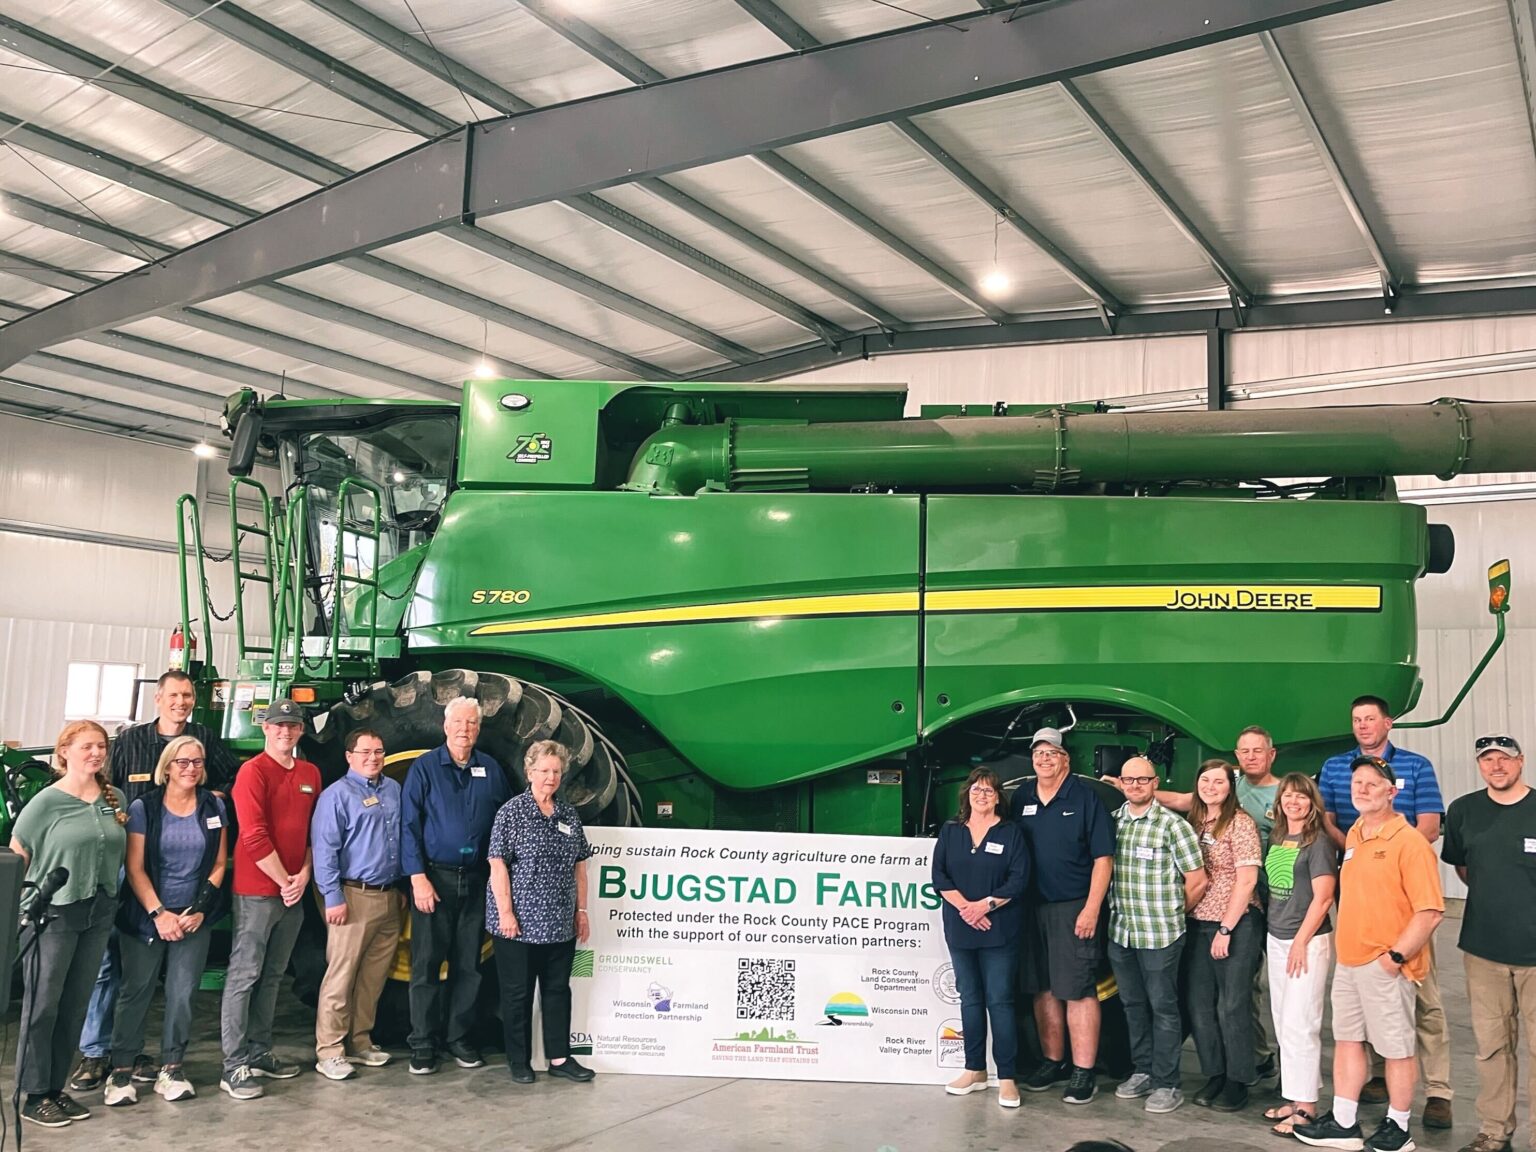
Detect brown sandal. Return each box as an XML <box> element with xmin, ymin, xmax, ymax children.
<box><xmin>1271</xmin><ymin>1109</ymin><xmax>1313</xmax><ymax>1137</ymax></box>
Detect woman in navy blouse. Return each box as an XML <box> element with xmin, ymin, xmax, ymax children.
<box><xmin>932</xmin><ymin>766</ymin><xmax>1030</xmax><ymax>1109</ymax></box>
<box><xmin>487</xmin><ymin>739</ymin><xmax>594</xmax><ymax>1085</ymax></box>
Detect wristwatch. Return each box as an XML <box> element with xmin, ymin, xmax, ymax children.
<box><xmin>149</xmin><ymin>906</ymin><xmax>167</xmax><ymax>919</ymax></box>
<box><xmin>1388</xmin><ymin>949</ymin><xmax>1406</xmax><ymax>966</ymax></box>
<box><xmin>1217</xmin><ymin>924</ymin><xmax>1233</xmax><ymax>937</ymax></box>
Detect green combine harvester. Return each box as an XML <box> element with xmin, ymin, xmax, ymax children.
<box><xmin>171</xmin><ymin>381</ymin><xmax>1523</xmax><ymax>836</ymax></box>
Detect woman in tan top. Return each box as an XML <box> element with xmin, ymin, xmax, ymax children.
<box><xmin>1185</xmin><ymin>759</ymin><xmax>1264</xmax><ymax>1115</ymax></box>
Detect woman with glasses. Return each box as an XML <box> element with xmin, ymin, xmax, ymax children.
<box><xmin>1259</xmin><ymin>773</ymin><xmax>1337</xmax><ymax>1136</ymax></box>
<box><xmin>931</xmin><ymin>767</ymin><xmax>1030</xmax><ymax>1108</ymax></box>
<box><xmin>102</xmin><ymin>735</ymin><xmax>228</xmax><ymax>1106</ymax></box>
<box><xmin>1185</xmin><ymin>758</ymin><xmax>1264</xmax><ymax>1114</ymax></box>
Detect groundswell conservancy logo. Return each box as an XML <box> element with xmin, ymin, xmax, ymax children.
<box><xmin>571</xmin><ymin>949</ymin><xmax>595</xmax><ymax>978</ymax></box>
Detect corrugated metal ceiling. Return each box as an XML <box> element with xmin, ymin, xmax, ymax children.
<box><xmin>0</xmin><ymin>0</ymin><xmax>1533</xmax><ymax>440</ymax></box>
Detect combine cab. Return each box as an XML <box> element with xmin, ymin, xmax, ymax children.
<box><xmin>172</xmin><ymin>381</ymin><xmax>1524</xmax><ymax>835</ymax></box>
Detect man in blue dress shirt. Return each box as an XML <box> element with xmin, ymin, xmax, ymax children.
<box><xmin>400</xmin><ymin>698</ymin><xmax>511</xmax><ymax>1076</ymax></box>
<box><xmin>311</xmin><ymin>728</ymin><xmax>403</xmax><ymax>1082</ymax></box>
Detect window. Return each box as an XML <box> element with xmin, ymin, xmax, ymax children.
<box><xmin>64</xmin><ymin>661</ymin><xmax>142</xmax><ymax>725</ymax></box>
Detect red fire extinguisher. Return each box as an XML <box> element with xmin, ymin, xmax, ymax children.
<box><xmin>169</xmin><ymin>624</ymin><xmax>196</xmax><ymax>671</ymax></box>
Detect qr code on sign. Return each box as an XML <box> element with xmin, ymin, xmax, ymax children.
<box><xmin>736</xmin><ymin>957</ymin><xmax>796</xmax><ymax>1020</ymax></box>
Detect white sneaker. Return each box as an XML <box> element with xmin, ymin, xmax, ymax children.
<box><xmin>346</xmin><ymin>1048</ymin><xmax>391</xmax><ymax>1067</ymax></box>
<box><xmin>315</xmin><ymin>1057</ymin><xmax>356</xmax><ymax>1081</ymax></box>
<box><xmin>154</xmin><ymin>1068</ymin><xmax>196</xmax><ymax>1101</ymax></box>
<box><xmin>102</xmin><ymin>1072</ymin><xmax>137</xmax><ymax>1107</ymax></box>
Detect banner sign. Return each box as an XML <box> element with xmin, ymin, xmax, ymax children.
<box><xmin>568</xmin><ymin>826</ymin><xmax>962</xmax><ymax>1083</ymax></box>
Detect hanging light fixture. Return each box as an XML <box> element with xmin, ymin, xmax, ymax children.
<box><xmin>980</xmin><ymin>211</ymin><xmax>1010</xmax><ymax>297</ymax></box>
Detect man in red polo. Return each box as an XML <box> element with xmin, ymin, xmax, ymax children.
<box><xmin>219</xmin><ymin>699</ymin><xmax>322</xmax><ymax>1101</ymax></box>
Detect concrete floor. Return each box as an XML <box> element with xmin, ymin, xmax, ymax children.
<box><xmin>12</xmin><ymin>915</ymin><xmax>1520</xmax><ymax>1152</ymax></box>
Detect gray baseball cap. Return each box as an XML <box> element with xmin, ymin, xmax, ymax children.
<box><xmin>1475</xmin><ymin>734</ymin><xmax>1522</xmax><ymax>757</ymax></box>
<box><xmin>1030</xmin><ymin>727</ymin><xmax>1066</xmax><ymax>750</ymax></box>
<box><xmin>260</xmin><ymin>698</ymin><xmax>306</xmax><ymax>726</ymax></box>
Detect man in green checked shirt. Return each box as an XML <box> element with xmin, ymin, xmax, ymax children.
<box><xmin>1106</xmin><ymin>757</ymin><xmax>1209</xmax><ymax>1116</ymax></box>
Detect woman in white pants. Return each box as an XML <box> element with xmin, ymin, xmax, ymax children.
<box><xmin>1260</xmin><ymin>773</ymin><xmax>1339</xmax><ymax>1136</ymax></box>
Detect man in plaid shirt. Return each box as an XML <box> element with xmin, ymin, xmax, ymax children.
<box><xmin>1107</xmin><ymin>757</ymin><xmax>1208</xmax><ymax>1115</ymax></box>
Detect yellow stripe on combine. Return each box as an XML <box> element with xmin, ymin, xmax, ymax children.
<box><xmin>468</xmin><ymin>591</ymin><xmax>920</xmax><ymax>636</ymax></box>
<box><xmin>924</xmin><ymin>585</ymin><xmax>1382</xmax><ymax>612</ymax></box>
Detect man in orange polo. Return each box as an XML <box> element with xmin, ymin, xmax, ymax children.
<box><xmin>1295</xmin><ymin>755</ymin><xmax>1444</xmax><ymax>1152</ymax></box>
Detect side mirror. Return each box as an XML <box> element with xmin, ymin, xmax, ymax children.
<box><xmin>227</xmin><ymin>404</ymin><xmax>264</xmax><ymax>478</ymax></box>
<box><xmin>1489</xmin><ymin>559</ymin><xmax>1511</xmax><ymax>615</ymax></box>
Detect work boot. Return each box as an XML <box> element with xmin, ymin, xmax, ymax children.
<box><xmin>1422</xmin><ymin>1097</ymin><xmax>1453</xmax><ymax>1129</ymax></box>
<box><xmin>1457</xmin><ymin>1137</ymin><xmax>1512</xmax><ymax>1152</ymax></box>
<box><xmin>1359</xmin><ymin>1076</ymin><xmax>1389</xmax><ymax>1104</ymax></box>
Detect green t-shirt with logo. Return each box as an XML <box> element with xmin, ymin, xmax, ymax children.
<box><xmin>1263</xmin><ymin>831</ymin><xmax>1337</xmax><ymax>940</ymax></box>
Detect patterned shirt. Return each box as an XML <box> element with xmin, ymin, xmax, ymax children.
<box><xmin>1110</xmin><ymin>802</ymin><xmax>1205</xmax><ymax>950</ymax></box>
<box><xmin>485</xmin><ymin>791</ymin><xmax>593</xmax><ymax>945</ymax></box>
<box><xmin>1318</xmin><ymin>742</ymin><xmax>1443</xmax><ymax>834</ymax></box>
<box><xmin>1191</xmin><ymin>810</ymin><xmax>1264</xmax><ymax>923</ymax></box>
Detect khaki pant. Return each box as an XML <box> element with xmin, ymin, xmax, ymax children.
<box><xmin>1464</xmin><ymin>952</ymin><xmax>1536</xmax><ymax>1148</ymax></box>
<box><xmin>315</xmin><ymin>887</ymin><xmax>403</xmax><ymax>1061</ymax></box>
<box><xmin>1368</xmin><ymin>936</ymin><xmax>1453</xmax><ymax>1099</ymax></box>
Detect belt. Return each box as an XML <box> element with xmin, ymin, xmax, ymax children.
<box><xmin>341</xmin><ymin>879</ymin><xmax>397</xmax><ymax>892</ymax></box>
<box><xmin>427</xmin><ymin>862</ymin><xmax>487</xmax><ymax>875</ymax></box>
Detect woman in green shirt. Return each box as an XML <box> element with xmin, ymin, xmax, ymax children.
<box><xmin>10</xmin><ymin>720</ymin><xmax>128</xmax><ymax>1129</ymax></box>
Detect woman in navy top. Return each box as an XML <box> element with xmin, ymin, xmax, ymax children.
<box><xmin>487</xmin><ymin>739</ymin><xmax>594</xmax><ymax>1085</ymax></box>
<box><xmin>931</xmin><ymin>766</ymin><xmax>1030</xmax><ymax>1108</ymax></box>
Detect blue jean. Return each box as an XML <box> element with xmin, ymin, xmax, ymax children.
<box><xmin>1109</xmin><ymin>936</ymin><xmax>1187</xmax><ymax>1089</ymax></box>
<box><xmin>949</xmin><ymin>944</ymin><xmax>1018</xmax><ymax>1080</ymax></box>
<box><xmin>1187</xmin><ymin>912</ymin><xmax>1263</xmax><ymax>1084</ymax></box>
<box><xmin>112</xmin><ymin>928</ymin><xmax>215</xmax><ymax>1068</ymax></box>
<box><xmin>78</xmin><ymin>928</ymin><xmax>120</xmax><ymax>1058</ymax></box>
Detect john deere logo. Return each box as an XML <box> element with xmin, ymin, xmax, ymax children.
<box><xmin>510</xmin><ymin>432</ymin><xmax>552</xmax><ymax>464</ymax></box>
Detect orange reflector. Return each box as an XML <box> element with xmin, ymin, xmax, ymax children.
<box><xmin>290</xmin><ymin>687</ymin><xmax>317</xmax><ymax>703</ymax></box>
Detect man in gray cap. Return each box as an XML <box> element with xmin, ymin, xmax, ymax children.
<box><xmin>219</xmin><ymin>699</ymin><xmax>323</xmax><ymax>1101</ymax></box>
<box><xmin>1010</xmin><ymin>728</ymin><xmax>1115</xmax><ymax>1105</ymax></box>
<box><xmin>1443</xmin><ymin>735</ymin><xmax>1535</xmax><ymax>1152</ymax></box>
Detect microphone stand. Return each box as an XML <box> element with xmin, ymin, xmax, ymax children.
<box><xmin>10</xmin><ymin>900</ymin><xmax>58</xmax><ymax>1152</ymax></box>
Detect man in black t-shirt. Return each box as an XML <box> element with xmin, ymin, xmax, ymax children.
<box><xmin>1442</xmin><ymin>734</ymin><xmax>1535</xmax><ymax>1152</ymax></box>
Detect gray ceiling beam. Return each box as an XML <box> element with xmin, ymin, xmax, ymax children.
<box><xmin>1056</xmin><ymin>80</ymin><xmax>1254</xmax><ymax>308</ymax></box>
<box><xmin>1259</xmin><ymin>32</ymin><xmax>1398</xmax><ymax>302</ymax></box>
<box><xmin>562</xmin><ymin>194</ymin><xmax>847</xmax><ymax>345</ymax></box>
<box><xmin>702</xmin><ymin>280</ymin><xmax>1536</xmax><ymax>381</ymax></box>
<box><xmin>0</xmin><ymin>380</ymin><xmax>202</xmax><ymax>447</ymax></box>
<box><xmin>634</xmin><ymin>177</ymin><xmax>905</xmax><ymax>331</ymax></box>
<box><xmin>0</xmin><ymin>0</ymin><xmax>1399</xmax><ymax>368</ymax></box>
<box><xmin>751</xmin><ymin>152</ymin><xmax>1008</xmax><ymax>322</ymax></box>
<box><xmin>153</xmin><ymin>0</ymin><xmax>454</xmax><ymax>136</ymax></box>
<box><xmin>514</xmin><ymin>0</ymin><xmax>662</xmax><ymax>87</ymax></box>
<box><xmin>28</xmin><ymin>350</ymin><xmax>231</xmax><ymax>412</ymax></box>
<box><xmin>733</xmin><ymin>0</ymin><xmax>1119</xmax><ymax>320</ymax></box>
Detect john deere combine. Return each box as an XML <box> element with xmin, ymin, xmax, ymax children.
<box><xmin>173</xmin><ymin>381</ymin><xmax>1524</xmax><ymax>835</ymax></box>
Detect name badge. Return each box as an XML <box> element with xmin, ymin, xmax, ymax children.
<box><xmin>1524</xmin><ymin>838</ymin><xmax>1536</xmax><ymax>854</ymax></box>
<box><xmin>557</xmin><ymin>821</ymin><xmax>574</xmax><ymax>836</ymax></box>
<box><xmin>1343</xmin><ymin>848</ymin><xmax>1355</xmax><ymax>862</ymax></box>
<box><xmin>470</xmin><ymin>765</ymin><xmax>487</xmax><ymax>778</ymax></box>
<box><xmin>128</xmin><ymin>773</ymin><xmax>151</xmax><ymax>783</ymax></box>
<box><xmin>1134</xmin><ymin>846</ymin><xmax>1155</xmax><ymax>861</ymax></box>
<box><xmin>205</xmin><ymin>816</ymin><xmax>223</xmax><ymax>830</ymax></box>
<box><xmin>299</xmin><ymin>784</ymin><xmax>315</xmax><ymax>794</ymax></box>
<box><xmin>1020</xmin><ymin>804</ymin><xmax>1039</xmax><ymax>817</ymax></box>
<box><xmin>1201</xmin><ymin>833</ymin><xmax>1216</xmax><ymax>846</ymax></box>
<box><xmin>362</xmin><ymin>795</ymin><xmax>381</xmax><ymax>808</ymax></box>
<box><xmin>984</xmin><ymin>841</ymin><xmax>1004</xmax><ymax>855</ymax></box>
<box><xmin>1395</xmin><ymin>778</ymin><xmax>1408</xmax><ymax>791</ymax></box>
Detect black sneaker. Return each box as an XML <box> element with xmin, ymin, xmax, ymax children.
<box><xmin>447</xmin><ymin>1044</ymin><xmax>484</xmax><ymax>1069</ymax></box>
<box><xmin>130</xmin><ymin>1054</ymin><xmax>158</xmax><ymax>1084</ymax></box>
<box><xmin>52</xmin><ymin>1093</ymin><xmax>91</xmax><ymax>1121</ymax></box>
<box><xmin>1364</xmin><ymin>1117</ymin><xmax>1415</xmax><ymax>1152</ymax></box>
<box><xmin>547</xmin><ymin>1057</ymin><xmax>595</xmax><ymax>1083</ymax></box>
<box><xmin>1022</xmin><ymin>1058</ymin><xmax>1069</xmax><ymax>1092</ymax></box>
<box><xmin>1062</xmin><ymin>1066</ymin><xmax>1097</xmax><ymax>1105</ymax></box>
<box><xmin>66</xmin><ymin>1055</ymin><xmax>108</xmax><ymax>1093</ymax></box>
<box><xmin>1210</xmin><ymin>1079</ymin><xmax>1249</xmax><ymax>1113</ymax></box>
<box><xmin>1293</xmin><ymin>1110</ymin><xmax>1366</xmax><ymax>1151</ymax></box>
<box><xmin>1194</xmin><ymin>1075</ymin><xmax>1226</xmax><ymax>1107</ymax></box>
<box><xmin>409</xmin><ymin>1048</ymin><xmax>438</xmax><ymax>1076</ymax></box>
<box><xmin>22</xmin><ymin>1097</ymin><xmax>70</xmax><ymax>1128</ymax></box>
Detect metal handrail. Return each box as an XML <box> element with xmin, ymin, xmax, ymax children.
<box><xmin>229</xmin><ymin>476</ymin><xmax>277</xmax><ymax>659</ymax></box>
<box><xmin>174</xmin><ymin>494</ymin><xmax>215</xmax><ymax>669</ymax></box>
<box><xmin>329</xmin><ymin>477</ymin><xmax>384</xmax><ymax>666</ymax></box>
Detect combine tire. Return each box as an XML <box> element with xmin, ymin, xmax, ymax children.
<box><xmin>306</xmin><ymin>668</ymin><xmax>638</xmax><ymax>827</ymax></box>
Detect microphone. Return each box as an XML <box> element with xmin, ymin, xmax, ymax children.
<box><xmin>23</xmin><ymin>866</ymin><xmax>69</xmax><ymax>927</ymax></box>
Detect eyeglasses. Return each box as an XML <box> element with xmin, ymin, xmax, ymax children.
<box><xmin>170</xmin><ymin>757</ymin><xmax>205</xmax><ymax>770</ymax></box>
<box><xmin>1120</xmin><ymin>776</ymin><xmax>1157</xmax><ymax>785</ymax></box>
<box><xmin>349</xmin><ymin>749</ymin><xmax>386</xmax><ymax>759</ymax></box>
<box><xmin>968</xmin><ymin>785</ymin><xmax>997</xmax><ymax>796</ymax></box>
<box><xmin>1476</xmin><ymin>736</ymin><xmax>1521</xmax><ymax>752</ymax></box>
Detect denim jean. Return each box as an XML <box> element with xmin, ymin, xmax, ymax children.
<box><xmin>407</xmin><ymin>865</ymin><xmax>486</xmax><ymax>1052</ymax></box>
<box><xmin>111</xmin><ymin>928</ymin><xmax>215</xmax><ymax>1069</ymax></box>
<box><xmin>16</xmin><ymin>892</ymin><xmax>116</xmax><ymax>1096</ymax></box>
<box><xmin>220</xmin><ymin>896</ymin><xmax>304</xmax><ymax>1075</ymax></box>
<box><xmin>949</xmin><ymin>944</ymin><xmax>1018</xmax><ymax>1080</ymax></box>
<box><xmin>77</xmin><ymin>928</ymin><xmax>120</xmax><ymax>1058</ymax></box>
<box><xmin>1109</xmin><ymin>936</ymin><xmax>1187</xmax><ymax>1089</ymax></box>
<box><xmin>1186</xmin><ymin>911</ymin><xmax>1263</xmax><ymax>1084</ymax></box>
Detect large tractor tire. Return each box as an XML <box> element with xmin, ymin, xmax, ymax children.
<box><xmin>306</xmin><ymin>668</ymin><xmax>640</xmax><ymax>827</ymax></box>
<box><xmin>296</xmin><ymin>669</ymin><xmax>640</xmax><ymax>1048</ymax></box>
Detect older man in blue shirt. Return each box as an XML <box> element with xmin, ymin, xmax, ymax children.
<box><xmin>401</xmin><ymin>697</ymin><xmax>511</xmax><ymax>1076</ymax></box>
<box><xmin>311</xmin><ymin>727</ymin><xmax>403</xmax><ymax>1082</ymax></box>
